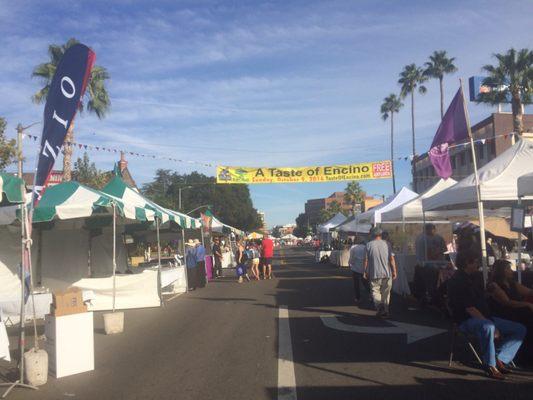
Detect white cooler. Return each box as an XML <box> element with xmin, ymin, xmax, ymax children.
<box><xmin>45</xmin><ymin>312</ymin><xmax>94</xmax><ymax>378</ymax></box>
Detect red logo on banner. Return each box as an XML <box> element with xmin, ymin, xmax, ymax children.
<box><xmin>372</xmin><ymin>161</ymin><xmax>392</xmax><ymax>178</ymax></box>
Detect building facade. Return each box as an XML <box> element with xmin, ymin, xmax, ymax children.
<box><xmin>303</xmin><ymin>191</ymin><xmax>382</xmax><ymax>226</ymax></box>
<box><xmin>414</xmin><ymin>112</ymin><xmax>533</xmax><ymax>193</ymax></box>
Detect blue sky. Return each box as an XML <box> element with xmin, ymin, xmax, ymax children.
<box><xmin>1</xmin><ymin>0</ymin><xmax>532</xmax><ymax>227</ymax></box>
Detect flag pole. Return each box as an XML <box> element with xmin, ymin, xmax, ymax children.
<box><xmin>460</xmin><ymin>79</ymin><xmax>489</xmax><ymax>285</ymax></box>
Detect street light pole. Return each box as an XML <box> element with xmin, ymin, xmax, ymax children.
<box><xmin>178</xmin><ymin>186</ymin><xmax>192</xmax><ymax>211</ymax></box>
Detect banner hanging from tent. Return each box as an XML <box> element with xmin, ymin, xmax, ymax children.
<box><xmin>33</xmin><ymin>43</ymin><xmax>95</xmax><ymax>204</ymax></box>
<box><xmin>216</xmin><ymin>160</ymin><xmax>392</xmax><ymax>184</ymax></box>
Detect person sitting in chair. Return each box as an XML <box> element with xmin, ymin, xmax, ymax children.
<box><xmin>447</xmin><ymin>250</ymin><xmax>526</xmax><ymax>380</ymax></box>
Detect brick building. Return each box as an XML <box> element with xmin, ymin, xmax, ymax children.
<box><xmin>304</xmin><ymin>191</ymin><xmax>382</xmax><ymax>226</ymax></box>
<box><xmin>414</xmin><ymin>112</ymin><xmax>533</xmax><ymax>192</ymax></box>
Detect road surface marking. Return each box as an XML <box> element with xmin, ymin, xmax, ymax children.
<box><xmin>278</xmin><ymin>306</ymin><xmax>297</xmax><ymax>400</ymax></box>
<box><xmin>305</xmin><ymin>251</ymin><xmax>315</xmax><ymax>256</ymax></box>
<box><xmin>320</xmin><ymin>315</ymin><xmax>447</xmax><ymax>344</ymax></box>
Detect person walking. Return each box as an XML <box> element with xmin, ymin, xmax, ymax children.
<box><xmin>349</xmin><ymin>238</ymin><xmax>369</xmax><ymax>303</ymax></box>
<box><xmin>261</xmin><ymin>236</ymin><xmax>274</xmax><ymax>279</ymax></box>
<box><xmin>235</xmin><ymin>239</ymin><xmax>250</xmax><ymax>283</ymax></box>
<box><xmin>212</xmin><ymin>237</ymin><xmax>223</xmax><ymax>278</ymax></box>
<box><xmin>194</xmin><ymin>239</ymin><xmax>206</xmax><ymax>288</ymax></box>
<box><xmin>185</xmin><ymin>239</ymin><xmax>198</xmax><ymax>290</ymax></box>
<box><xmin>364</xmin><ymin>228</ymin><xmax>397</xmax><ymax>317</ymax></box>
<box><xmin>245</xmin><ymin>242</ymin><xmax>260</xmax><ymax>280</ymax></box>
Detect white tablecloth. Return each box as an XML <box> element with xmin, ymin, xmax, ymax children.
<box><xmin>315</xmin><ymin>250</ymin><xmax>331</xmax><ymax>263</ymax></box>
<box><xmin>0</xmin><ymin>309</ymin><xmax>10</xmax><ymax>362</ymax></box>
<box><xmin>392</xmin><ymin>253</ymin><xmax>415</xmax><ymax>296</ymax></box>
<box><xmin>0</xmin><ymin>292</ymin><xmax>53</xmax><ymax>325</ymax></box>
<box><xmin>160</xmin><ymin>266</ymin><xmax>187</xmax><ymax>294</ymax></box>
<box><xmin>330</xmin><ymin>250</ymin><xmax>350</xmax><ymax>267</ymax></box>
<box><xmin>221</xmin><ymin>252</ymin><xmax>235</xmax><ymax>269</ymax></box>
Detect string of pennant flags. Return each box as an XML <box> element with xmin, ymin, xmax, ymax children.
<box><xmin>21</xmin><ymin>130</ymin><xmax>518</xmax><ymax>165</ymax></box>
<box><xmin>399</xmin><ymin>132</ymin><xmax>518</xmax><ymax>161</ymax></box>
<box><xmin>22</xmin><ymin>133</ymin><xmax>216</xmax><ymax>168</ymax></box>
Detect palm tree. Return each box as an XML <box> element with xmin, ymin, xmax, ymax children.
<box><xmin>380</xmin><ymin>94</ymin><xmax>403</xmax><ymax>193</ymax></box>
<box><xmin>32</xmin><ymin>38</ymin><xmax>111</xmax><ymax>181</ymax></box>
<box><xmin>398</xmin><ymin>64</ymin><xmax>428</xmax><ymax>191</ymax></box>
<box><xmin>424</xmin><ymin>50</ymin><xmax>457</xmax><ymax>119</ymax></box>
<box><xmin>477</xmin><ymin>48</ymin><xmax>533</xmax><ymax>136</ymax></box>
<box><xmin>344</xmin><ymin>181</ymin><xmax>365</xmax><ymax>214</ymax></box>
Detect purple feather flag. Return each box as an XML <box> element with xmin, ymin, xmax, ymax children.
<box><xmin>429</xmin><ymin>88</ymin><xmax>469</xmax><ymax>178</ymax></box>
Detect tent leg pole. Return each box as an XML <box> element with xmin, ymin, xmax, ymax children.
<box><xmin>112</xmin><ymin>204</ymin><xmax>117</xmax><ymax>313</ymax></box>
<box><xmin>181</xmin><ymin>229</ymin><xmax>188</xmax><ymax>292</ymax></box>
<box><xmin>517</xmin><ymin>198</ymin><xmax>522</xmax><ymax>284</ymax></box>
<box><xmin>156</xmin><ymin>217</ymin><xmax>163</xmax><ymax>306</ymax></box>
<box><xmin>200</xmin><ymin>228</ymin><xmax>207</xmax><ymax>286</ymax></box>
<box><xmin>1</xmin><ymin>125</ymin><xmax>38</xmax><ymax>397</ymax></box>
<box><xmin>461</xmin><ymin>79</ymin><xmax>489</xmax><ymax>286</ymax></box>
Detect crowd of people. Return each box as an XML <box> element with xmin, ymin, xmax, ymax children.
<box><xmin>447</xmin><ymin>232</ymin><xmax>533</xmax><ymax>379</ymax></box>
<box><xmin>207</xmin><ymin>236</ymin><xmax>275</xmax><ymax>283</ymax></box>
<box><xmin>347</xmin><ymin>224</ymin><xmax>533</xmax><ymax>378</ymax></box>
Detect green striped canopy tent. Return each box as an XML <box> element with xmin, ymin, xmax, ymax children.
<box><xmin>101</xmin><ymin>176</ymin><xmax>200</xmax><ymax>229</ymax></box>
<box><xmin>206</xmin><ymin>210</ymin><xmax>244</xmax><ymax>236</ymax></box>
<box><xmin>0</xmin><ymin>173</ymin><xmax>25</xmax><ymax>204</ymax></box>
<box><xmin>32</xmin><ymin>181</ymin><xmax>123</xmax><ymax>223</ymax></box>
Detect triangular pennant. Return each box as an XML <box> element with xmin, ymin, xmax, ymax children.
<box><xmin>84</xmin><ymin>145</ymin><xmax>88</xmax><ymax>149</ymax></box>
<box><xmin>78</xmin><ymin>144</ymin><xmax>83</xmax><ymax>149</ymax></box>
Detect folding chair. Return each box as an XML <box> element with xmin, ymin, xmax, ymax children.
<box><xmin>448</xmin><ymin>322</ymin><xmax>483</xmax><ymax>367</ymax></box>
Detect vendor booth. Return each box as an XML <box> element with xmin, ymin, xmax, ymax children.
<box><xmin>0</xmin><ymin>177</ymin><xmax>201</xmax><ymax>317</ymax></box>
<box><xmin>423</xmin><ymin>136</ymin><xmax>533</xmax><ymax>283</ymax></box>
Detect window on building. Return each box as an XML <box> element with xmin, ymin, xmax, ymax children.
<box><xmin>491</xmin><ymin>141</ymin><xmax>496</xmax><ymax>156</ymax></box>
<box><xmin>478</xmin><ymin>144</ymin><xmax>484</xmax><ymax>159</ymax></box>
<box><xmin>468</xmin><ymin>151</ymin><xmax>473</xmax><ymax>163</ymax></box>
<box><xmin>451</xmin><ymin>155</ymin><xmax>456</xmax><ymax>169</ymax></box>
<box><xmin>460</xmin><ymin>152</ymin><xmax>465</xmax><ymax>166</ymax></box>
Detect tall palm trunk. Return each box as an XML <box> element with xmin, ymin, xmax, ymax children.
<box><xmin>390</xmin><ymin>112</ymin><xmax>396</xmax><ymax>193</ymax></box>
<box><xmin>439</xmin><ymin>76</ymin><xmax>444</xmax><ymax>120</ymax></box>
<box><xmin>410</xmin><ymin>91</ymin><xmax>417</xmax><ymax>192</ymax></box>
<box><xmin>511</xmin><ymin>91</ymin><xmax>524</xmax><ymax>135</ymax></box>
<box><xmin>62</xmin><ymin>121</ymin><xmax>75</xmax><ymax>181</ymax></box>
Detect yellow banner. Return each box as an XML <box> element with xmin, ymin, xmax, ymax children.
<box><xmin>216</xmin><ymin>161</ymin><xmax>392</xmax><ymax>184</ymax></box>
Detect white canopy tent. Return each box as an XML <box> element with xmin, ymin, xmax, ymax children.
<box><xmin>317</xmin><ymin>212</ymin><xmax>348</xmax><ymax>233</ymax></box>
<box><xmin>518</xmin><ymin>172</ymin><xmax>533</xmax><ymax>198</ymax></box>
<box><xmin>381</xmin><ymin>179</ymin><xmax>457</xmax><ymax>222</ymax></box>
<box><xmin>356</xmin><ymin>187</ymin><xmax>418</xmax><ymax>226</ymax></box>
<box><xmin>423</xmin><ymin>137</ymin><xmax>533</xmax><ymax>211</ymax></box>
<box><xmin>332</xmin><ymin>216</ymin><xmax>372</xmax><ymax>234</ymax></box>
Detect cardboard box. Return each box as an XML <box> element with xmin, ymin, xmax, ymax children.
<box><xmin>51</xmin><ymin>289</ymin><xmax>87</xmax><ymax>316</ymax></box>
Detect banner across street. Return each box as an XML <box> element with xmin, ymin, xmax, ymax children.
<box><xmin>216</xmin><ymin>160</ymin><xmax>392</xmax><ymax>184</ymax></box>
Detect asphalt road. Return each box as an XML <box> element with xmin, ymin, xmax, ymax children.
<box><xmin>2</xmin><ymin>246</ymin><xmax>532</xmax><ymax>400</ymax></box>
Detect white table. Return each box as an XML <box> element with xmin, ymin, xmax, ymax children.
<box><xmin>45</xmin><ymin>312</ymin><xmax>94</xmax><ymax>378</ymax></box>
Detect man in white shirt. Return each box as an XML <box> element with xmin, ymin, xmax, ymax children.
<box><xmin>349</xmin><ymin>238</ymin><xmax>369</xmax><ymax>303</ymax></box>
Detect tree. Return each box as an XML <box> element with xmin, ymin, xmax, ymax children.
<box><xmin>142</xmin><ymin>170</ymin><xmax>262</xmax><ymax>231</ymax></box>
<box><xmin>72</xmin><ymin>152</ymin><xmax>112</xmax><ymax>189</ymax></box>
<box><xmin>343</xmin><ymin>181</ymin><xmax>366</xmax><ymax>214</ymax></box>
<box><xmin>32</xmin><ymin>38</ymin><xmax>111</xmax><ymax>181</ymax></box>
<box><xmin>0</xmin><ymin>117</ymin><xmax>17</xmax><ymax>171</ymax></box>
<box><xmin>271</xmin><ymin>225</ymin><xmax>283</xmax><ymax>238</ymax></box>
<box><xmin>424</xmin><ymin>51</ymin><xmax>457</xmax><ymax>119</ymax></box>
<box><xmin>398</xmin><ymin>64</ymin><xmax>428</xmax><ymax>191</ymax></box>
<box><xmin>380</xmin><ymin>94</ymin><xmax>403</xmax><ymax>193</ymax></box>
<box><xmin>477</xmin><ymin>48</ymin><xmax>533</xmax><ymax>136</ymax></box>
<box><xmin>318</xmin><ymin>200</ymin><xmax>344</xmax><ymax>224</ymax></box>
<box><xmin>294</xmin><ymin>213</ymin><xmax>312</xmax><ymax>237</ymax></box>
